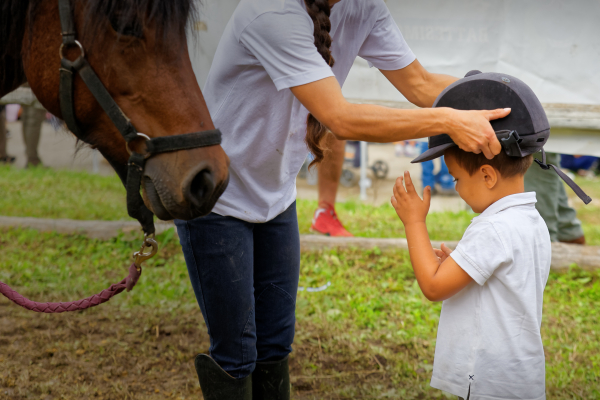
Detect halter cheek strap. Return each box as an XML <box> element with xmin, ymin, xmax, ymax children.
<box><xmin>0</xmin><ymin>0</ymin><xmax>223</xmax><ymax>315</ymax></box>
<box><xmin>57</xmin><ymin>0</ymin><xmax>222</xmax><ymax>234</ymax></box>
<box><xmin>535</xmin><ymin>148</ymin><xmax>592</xmax><ymax>205</ymax></box>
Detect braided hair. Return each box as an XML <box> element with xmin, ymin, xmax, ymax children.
<box><xmin>304</xmin><ymin>0</ymin><xmax>335</xmax><ymax>167</ymax></box>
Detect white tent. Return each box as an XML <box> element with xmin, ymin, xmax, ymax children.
<box><xmin>344</xmin><ymin>0</ymin><xmax>600</xmax><ymax>105</ymax></box>
<box><xmin>189</xmin><ymin>0</ymin><xmax>600</xmax><ymax>155</ymax></box>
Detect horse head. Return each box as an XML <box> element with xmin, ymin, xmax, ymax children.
<box><xmin>0</xmin><ymin>0</ymin><xmax>230</xmax><ymax>222</ymax></box>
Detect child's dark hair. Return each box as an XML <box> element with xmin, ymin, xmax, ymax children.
<box><xmin>444</xmin><ymin>146</ymin><xmax>533</xmax><ymax>178</ymax></box>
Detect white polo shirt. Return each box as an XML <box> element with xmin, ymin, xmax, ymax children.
<box><xmin>204</xmin><ymin>0</ymin><xmax>415</xmax><ymax>222</ymax></box>
<box><xmin>432</xmin><ymin>192</ymin><xmax>551</xmax><ymax>400</ymax></box>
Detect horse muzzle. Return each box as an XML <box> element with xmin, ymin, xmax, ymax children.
<box><xmin>141</xmin><ymin>150</ymin><xmax>230</xmax><ymax>221</ymax></box>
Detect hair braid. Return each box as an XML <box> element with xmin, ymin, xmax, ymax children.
<box><xmin>304</xmin><ymin>0</ymin><xmax>334</xmax><ymax>167</ymax></box>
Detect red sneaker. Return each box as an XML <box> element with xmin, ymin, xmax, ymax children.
<box><xmin>311</xmin><ymin>203</ymin><xmax>353</xmax><ymax>237</ymax></box>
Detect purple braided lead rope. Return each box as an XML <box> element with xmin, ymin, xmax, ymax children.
<box><xmin>0</xmin><ymin>263</ymin><xmax>141</xmax><ymax>313</ymax></box>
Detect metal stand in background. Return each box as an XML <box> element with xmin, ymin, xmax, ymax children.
<box><xmin>359</xmin><ymin>141</ymin><xmax>371</xmax><ymax>201</ymax></box>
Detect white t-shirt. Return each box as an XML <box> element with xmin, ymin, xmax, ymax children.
<box><xmin>432</xmin><ymin>192</ymin><xmax>551</xmax><ymax>400</ymax></box>
<box><xmin>204</xmin><ymin>0</ymin><xmax>416</xmax><ymax>222</ymax></box>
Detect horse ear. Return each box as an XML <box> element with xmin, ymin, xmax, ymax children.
<box><xmin>0</xmin><ymin>55</ymin><xmax>27</xmax><ymax>98</ymax></box>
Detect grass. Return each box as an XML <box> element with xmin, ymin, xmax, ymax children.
<box><xmin>297</xmin><ymin>199</ymin><xmax>474</xmax><ymax>241</ymax></box>
<box><xmin>3</xmin><ymin>165</ymin><xmax>598</xmax><ymax>243</ymax></box>
<box><xmin>0</xmin><ymin>165</ymin><xmax>128</xmax><ymax>221</ymax></box>
<box><xmin>0</xmin><ymin>228</ymin><xmax>599</xmax><ymax>398</ymax></box>
<box><xmin>1</xmin><ymin>167</ymin><xmax>599</xmax><ymax>397</ymax></box>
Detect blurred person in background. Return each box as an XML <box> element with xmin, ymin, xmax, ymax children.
<box><xmin>20</xmin><ymin>103</ymin><xmax>45</xmax><ymax>167</ymax></box>
<box><xmin>560</xmin><ymin>154</ymin><xmax>598</xmax><ymax>177</ymax></box>
<box><xmin>311</xmin><ymin>138</ymin><xmax>443</xmax><ymax>237</ymax></box>
<box><xmin>1</xmin><ymin>83</ymin><xmax>46</xmax><ymax>167</ymax></box>
<box><xmin>310</xmin><ymin>134</ymin><xmax>354</xmax><ymax>236</ymax></box>
<box><xmin>418</xmin><ymin>141</ymin><xmax>455</xmax><ymax>196</ymax></box>
<box><xmin>0</xmin><ymin>105</ymin><xmax>16</xmax><ymax>164</ymax></box>
<box><xmin>395</xmin><ymin>140</ymin><xmax>419</xmax><ymax>158</ymax></box>
<box><xmin>525</xmin><ymin>152</ymin><xmax>586</xmax><ymax>245</ymax></box>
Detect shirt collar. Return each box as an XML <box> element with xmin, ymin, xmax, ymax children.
<box><xmin>478</xmin><ymin>192</ymin><xmax>537</xmax><ymax>218</ymax></box>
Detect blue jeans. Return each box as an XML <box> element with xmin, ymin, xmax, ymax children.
<box><xmin>419</xmin><ymin>142</ymin><xmax>455</xmax><ymax>190</ymax></box>
<box><xmin>560</xmin><ymin>154</ymin><xmax>598</xmax><ymax>172</ymax></box>
<box><xmin>175</xmin><ymin>202</ymin><xmax>300</xmax><ymax>379</ymax></box>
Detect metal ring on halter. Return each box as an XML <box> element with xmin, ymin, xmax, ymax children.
<box><xmin>126</xmin><ymin>133</ymin><xmax>152</xmax><ymax>158</ymax></box>
<box><xmin>59</xmin><ymin>40</ymin><xmax>85</xmax><ymax>60</ymax></box>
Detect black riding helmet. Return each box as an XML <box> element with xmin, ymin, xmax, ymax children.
<box><xmin>411</xmin><ymin>70</ymin><xmax>591</xmax><ymax>205</ymax></box>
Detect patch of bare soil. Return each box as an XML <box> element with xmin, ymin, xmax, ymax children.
<box><xmin>0</xmin><ymin>302</ymin><xmax>411</xmax><ymax>400</ymax></box>
<box><xmin>0</xmin><ymin>302</ymin><xmax>208</xmax><ymax>399</ymax></box>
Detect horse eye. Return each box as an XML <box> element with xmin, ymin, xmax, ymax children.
<box><xmin>109</xmin><ymin>16</ymin><xmax>144</xmax><ymax>38</ymax></box>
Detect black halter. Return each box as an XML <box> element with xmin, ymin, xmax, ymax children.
<box><xmin>57</xmin><ymin>0</ymin><xmax>222</xmax><ymax>235</ymax></box>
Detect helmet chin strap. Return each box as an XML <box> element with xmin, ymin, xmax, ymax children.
<box><xmin>534</xmin><ymin>148</ymin><xmax>592</xmax><ymax>205</ymax></box>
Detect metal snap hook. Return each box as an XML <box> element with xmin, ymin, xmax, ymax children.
<box><xmin>133</xmin><ymin>234</ymin><xmax>158</xmax><ymax>269</ymax></box>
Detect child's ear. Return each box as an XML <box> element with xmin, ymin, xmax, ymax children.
<box><xmin>480</xmin><ymin>165</ymin><xmax>498</xmax><ymax>189</ymax></box>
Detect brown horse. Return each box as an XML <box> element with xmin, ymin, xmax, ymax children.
<box><xmin>0</xmin><ymin>0</ymin><xmax>230</xmax><ymax>221</ymax></box>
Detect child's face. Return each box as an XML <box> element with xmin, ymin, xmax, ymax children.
<box><xmin>445</xmin><ymin>153</ymin><xmax>494</xmax><ymax>213</ymax></box>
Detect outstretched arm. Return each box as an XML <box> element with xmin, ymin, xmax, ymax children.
<box><xmin>391</xmin><ymin>172</ymin><xmax>473</xmax><ymax>301</ymax></box>
<box><xmin>380</xmin><ymin>59</ymin><xmax>457</xmax><ymax>108</ymax></box>
<box><xmin>291</xmin><ymin>76</ymin><xmax>509</xmax><ymax>159</ymax></box>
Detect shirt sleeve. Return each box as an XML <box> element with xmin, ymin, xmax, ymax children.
<box><xmin>450</xmin><ymin>221</ymin><xmax>512</xmax><ymax>286</ymax></box>
<box><xmin>239</xmin><ymin>12</ymin><xmax>335</xmax><ymax>91</ymax></box>
<box><xmin>358</xmin><ymin>0</ymin><xmax>416</xmax><ymax>70</ymax></box>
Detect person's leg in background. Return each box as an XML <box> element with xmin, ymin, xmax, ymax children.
<box><xmin>0</xmin><ymin>107</ymin><xmax>5</xmax><ymax>158</ymax></box>
<box><xmin>434</xmin><ymin>155</ymin><xmax>456</xmax><ymax>194</ymax></box>
<box><xmin>175</xmin><ymin>214</ymin><xmax>256</xmax><ymax>399</ymax></box>
<box><xmin>311</xmin><ymin>133</ymin><xmax>353</xmax><ymax>237</ymax></box>
<box><xmin>0</xmin><ymin>106</ymin><xmax>16</xmax><ymax>164</ymax></box>
<box><xmin>561</xmin><ymin>154</ymin><xmax>598</xmax><ymax>176</ymax></box>
<box><xmin>419</xmin><ymin>142</ymin><xmax>436</xmax><ymax>194</ymax></box>
<box><xmin>317</xmin><ymin>134</ymin><xmax>345</xmax><ymax>208</ymax></box>
<box><xmin>1</xmin><ymin>106</ymin><xmax>7</xmax><ymax>162</ymax></box>
<box><xmin>556</xmin><ymin>180</ymin><xmax>586</xmax><ymax>244</ymax></box>
<box><xmin>252</xmin><ymin>202</ymin><xmax>301</xmax><ymax>399</ymax></box>
<box><xmin>525</xmin><ymin>152</ymin><xmax>585</xmax><ymax>244</ymax></box>
<box><xmin>21</xmin><ymin>105</ymin><xmax>46</xmax><ymax>167</ymax></box>
<box><xmin>421</xmin><ymin>160</ymin><xmax>435</xmax><ymax>192</ymax></box>
<box><xmin>551</xmin><ymin>153</ymin><xmax>585</xmax><ymax>243</ymax></box>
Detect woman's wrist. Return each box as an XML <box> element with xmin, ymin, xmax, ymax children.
<box><xmin>434</xmin><ymin>107</ymin><xmax>455</xmax><ymax>136</ymax></box>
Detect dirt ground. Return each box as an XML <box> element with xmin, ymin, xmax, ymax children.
<box><xmin>0</xmin><ymin>302</ymin><xmax>405</xmax><ymax>400</ymax></box>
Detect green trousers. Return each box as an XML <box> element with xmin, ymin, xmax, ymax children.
<box><xmin>21</xmin><ymin>106</ymin><xmax>46</xmax><ymax>166</ymax></box>
<box><xmin>0</xmin><ymin>107</ymin><xmax>6</xmax><ymax>159</ymax></box>
<box><xmin>524</xmin><ymin>152</ymin><xmax>584</xmax><ymax>242</ymax></box>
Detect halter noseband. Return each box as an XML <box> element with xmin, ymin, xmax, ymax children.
<box><xmin>57</xmin><ymin>0</ymin><xmax>222</xmax><ymax>235</ymax></box>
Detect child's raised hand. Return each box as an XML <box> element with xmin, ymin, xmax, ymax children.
<box><xmin>391</xmin><ymin>171</ymin><xmax>431</xmax><ymax>226</ymax></box>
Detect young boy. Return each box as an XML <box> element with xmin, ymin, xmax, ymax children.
<box><xmin>391</xmin><ymin>71</ymin><xmax>591</xmax><ymax>400</ymax></box>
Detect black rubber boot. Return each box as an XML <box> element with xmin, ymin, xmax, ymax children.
<box><xmin>252</xmin><ymin>356</ymin><xmax>290</xmax><ymax>400</ymax></box>
<box><xmin>194</xmin><ymin>354</ymin><xmax>252</xmax><ymax>400</ymax></box>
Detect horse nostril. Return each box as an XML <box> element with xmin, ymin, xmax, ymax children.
<box><xmin>186</xmin><ymin>169</ymin><xmax>215</xmax><ymax>208</ymax></box>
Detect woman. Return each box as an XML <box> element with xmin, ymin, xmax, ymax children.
<box><xmin>175</xmin><ymin>0</ymin><xmax>509</xmax><ymax>398</ymax></box>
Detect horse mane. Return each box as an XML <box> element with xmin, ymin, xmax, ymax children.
<box><xmin>80</xmin><ymin>0</ymin><xmax>198</xmax><ymax>46</ymax></box>
<box><xmin>0</xmin><ymin>0</ymin><xmax>30</xmax><ymax>96</ymax></box>
<box><xmin>0</xmin><ymin>0</ymin><xmax>197</xmax><ymax>95</ymax></box>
